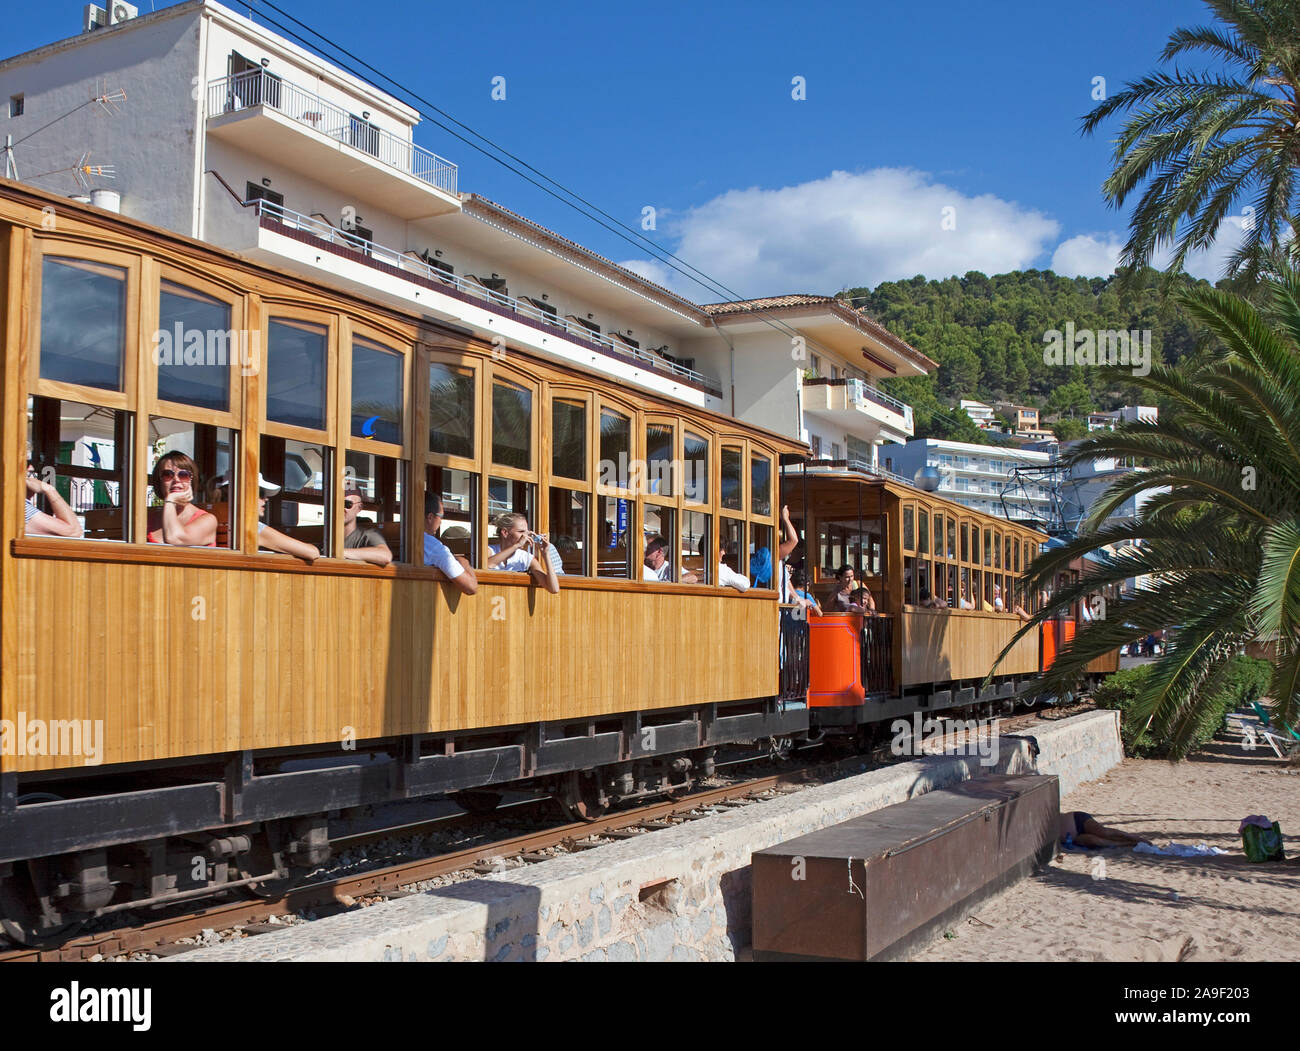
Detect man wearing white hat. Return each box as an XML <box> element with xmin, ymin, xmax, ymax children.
<box><xmin>255</xmin><ymin>473</ymin><xmax>320</xmax><ymax>562</ymax></box>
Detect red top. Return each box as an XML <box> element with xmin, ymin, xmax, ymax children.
<box><xmin>146</xmin><ymin>505</ymin><xmax>217</xmax><ymax>546</ymax></box>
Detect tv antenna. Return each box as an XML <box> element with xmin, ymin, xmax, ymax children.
<box><xmin>2</xmin><ymin>83</ymin><xmax>126</xmax><ymax>184</ymax></box>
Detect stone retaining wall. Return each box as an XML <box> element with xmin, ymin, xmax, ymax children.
<box><xmin>179</xmin><ymin>709</ymin><xmax>1123</xmax><ymax>962</ymax></box>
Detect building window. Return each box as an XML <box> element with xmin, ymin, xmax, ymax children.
<box><xmin>9</xmin><ymin>94</ymin><xmax>23</xmax><ymax>118</ymax></box>
<box><xmin>245</xmin><ymin>182</ymin><xmax>284</xmax><ymax>209</ymax></box>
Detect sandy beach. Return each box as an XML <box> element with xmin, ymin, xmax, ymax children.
<box><xmin>914</xmin><ymin>715</ymin><xmax>1300</xmax><ymax>962</ymax></box>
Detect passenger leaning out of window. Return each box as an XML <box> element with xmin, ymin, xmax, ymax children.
<box><xmin>255</xmin><ymin>474</ymin><xmax>319</xmax><ymax>562</ymax></box>
<box><xmin>147</xmin><ymin>452</ymin><xmax>216</xmax><ymax>546</ymax></box>
<box><xmin>341</xmin><ymin>488</ymin><xmax>393</xmax><ymax>566</ymax></box>
<box><xmin>643</xmin><ymin>534</ymin><xmax>697</xmax><ymax>584</ymax></box>
<box><xmin>424</xmin><ymin>493</ymin><xmax>478</xmax><ymax>595</ymax></box>
<box><xmin>488</xmin><ymin>512</ymin><xmax>559</xmax><ymax>593</ymax></box>
<box><xmin>830</xmin><ymin>565</ymin><xmax>874</xmax><ymax>614</ymax></box>
<box><xmin>717</xmin><ymin>540</ymin><xmax>750</xmax><ymax>592</ymax></box>
<box><xmin>24</xmin><ymin>447</ymin><xmax>82</xmax><ymax>538</ymax></box>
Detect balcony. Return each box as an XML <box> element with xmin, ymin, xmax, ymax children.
<box><xmin>801</xmin><ymin>377</ymin><xmax>913</xmax><ymax>441</ymax></box>
<box><xmin>237</xmin><ymin>200</ymin><xmax>722</xmax><ymax>399</ymax></box>
<box><xmin>205</xmin><ymin>71</ymin><xmax>459</xmax><ymax>219</ymax></box>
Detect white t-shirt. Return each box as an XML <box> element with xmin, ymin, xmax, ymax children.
<box><xmin>643</xmin><ymin>561</ymin><xmax>672</xmax><ymax>582</ymax></box>
<box><xmin>425</xmin><ymin>532</ymin><xmax>465</xmax><ymax>579</ymax></box>
<box><xmin>489</xmin><ymin>543</ymin><xmax>534</xmax><ymax>573</ymax></box>
<box><xmin>718</xmin><ymin>562</ymin><xmax>750</xmax><ymax>592</ymax></box>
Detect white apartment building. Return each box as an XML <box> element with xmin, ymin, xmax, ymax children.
<box><xmin>0</xmin><ymin>0</ymin><xmax>934</xmax><ymax>462</ymax></box>
<box><xmin>959</xmin><ymin>399</ymin><xmax>997</xmax><ymax>430</ymax></box>
<box><xmin>1086</xmin><ymin>405</ymin><xmax>1158</xmax><ymax>432</ymax></box>
<box><xmin>888</xmin><ymin>438</ymin><xmax>1054</xmax><ymax>523</ymax></box>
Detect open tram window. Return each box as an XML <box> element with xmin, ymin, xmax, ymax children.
<box><xmin>644</xmin><ymin>503</ymin><xmax>686</xmax><ymax>583</ymax></box>
<box><xmin>916</xmin><ymin>560</ymin><xmax>931</xmax><ymax>605</ymax></box>
<box><xmin>261</xmin><ymin>436</ymin><xmax>332</xmax><ymax>555</ymax></box>
<box><xmin>597</xmin><ymin>495</ymin><xmax>633</xmax><ymax>579</ymax></box>
<box><xmin>748</xmin><ymin>522</ymin><xmax>774</xmax><ymax>588</ymax></box>
<box><xmin>548</xmin><ymin>488</ymin><xmax>588</xmax><ymax>576</ymax></box>
<box><xmin>429</xmin><ymin>361</ymin><xmax>475</xmax><ymax>460</ymax></box>
<box><xmin>903</xmin><ymin>556</ymin><xmax>916</xmax><ymax>605</ymax></box>
<box><xmin>959</xmin><ymin>566</ymin><xmax>972</xmax><ymax>609</ymax></box>
<box><xmin>945</xmin><ymin>563</ymin><xmax>960</xmax><ymax>608</ymax></box>
<box><xmin>984</xmin><ymin>571</ymin><xmax>994</xmax><ymax>609</ymax></box>
<box><xmin>720</xmin><ymin>518</ymin><xmax>744</xmax><ymax>577</ymax></box>
<box><xmin>488</xmin><ymin>477</ymin><xmax>535</xmax><ymax>554</ymax></box>
<box><xmin>971</xmin><ymin>568</ymin><xmax>981</xmax><ymax>608</ymax></box>
<box><xmin>346</xmin><ymin>451</ymin><xmax>405</xmax><ymax>562</ymax></box>
<box><xmin>148</xmin><ymin>417</ymin><xmax>236</xmax><ymax>548</ymax></box>
<box><xmin>683</xmin><ymin>510</ymin><xmax>710</xmax><ymax>585</ymax></box>
<box><xmin>427</xmin><ymin>465</ymin><xmax>477</xmax><ymax>566</ymax></box>
<box><xmin>28</xmin><ymin>395</ymin><xmax>130</xmax><ymax>541</ymax></box>
<box><xmin>39</xmin><ymin>257</ymin><xmax>127</xmax><ymax>393</ymax></box>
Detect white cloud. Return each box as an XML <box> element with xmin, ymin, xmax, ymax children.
<box><xmin>616</xmin><ymin>168</ymin><xmax>1060</xmax><ymax>299</ymax></box>
<box><xmin>1050</xmin><ymin>222</ymin><xmax>1248</xmax><ymax>281</ymax></box>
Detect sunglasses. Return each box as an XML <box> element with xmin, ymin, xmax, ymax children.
<box><xmin>159</xmin><ymin>468</ymin><xmax>193</xmax><ymax>481</ymax></box>
<box><xmin>345</xmin><ymin>499</ymin><xmax>363</xmax><ymax>509</ymax></box>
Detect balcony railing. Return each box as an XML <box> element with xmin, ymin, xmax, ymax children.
<box><xmin>207</xmin><ymin>70</ymin><xmax>457</xmax><ymax>195</ymax></box>
<box><xmin>860</xmin><ymin>614</ymin><xmax>894</xmax><ymax>696</ymax></box>
<box><xmin>802</xmin><ymin>376</ymin><xmax>913</xmax><ymax>428</ymax></box>
<box><xmin>787</xmin><ymin>458</ymin><xmax>913</xmax><ymax>486</ymax></box>
<box><xmin>249</xmin><ymin>200</ymin><xmax>721</xmax><ymax>395</ymax></box>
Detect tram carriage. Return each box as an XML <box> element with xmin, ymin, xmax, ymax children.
<box><xmin>0</xmin><ymin>179</ymin><xmax>1115</xmax><ymax>944</ymax></box>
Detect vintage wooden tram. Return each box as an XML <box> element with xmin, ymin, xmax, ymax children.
<box><xmin>0</xmin><ymin>180</ymin><xmax>1112</xmax><ymax>944</ymax></box>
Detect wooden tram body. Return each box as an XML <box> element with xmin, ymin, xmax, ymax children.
<box><xmin>0</xmin><ymin>181</ymin><xmax>807</xmax><ymax>941</ymax></box>
<box><xmin>780</xmin><ymin>469</ymin><xmax>1100</xmax><ymax>728</ymax></box>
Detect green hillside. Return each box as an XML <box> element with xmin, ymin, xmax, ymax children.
<box><xmin>844</xmin><ymin>268</ymin><xmax>1213</xmax><ymax>443</ymax></box>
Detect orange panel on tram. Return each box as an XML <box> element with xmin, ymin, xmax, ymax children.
<box><xmin>808</xmin><ymin>614</ymin><xmax>866</xmax><ymax>707</ymax></box>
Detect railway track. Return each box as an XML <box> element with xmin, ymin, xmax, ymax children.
<box><xmin>0</xmin><ymin>702</ymin><xmax>1093</xmax><ymax>963</ymax></box>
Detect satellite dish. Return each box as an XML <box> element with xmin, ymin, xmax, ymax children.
<box><xmin>914</xmin><ymin>465</ymin><xmax>941</xmax><ymax>492</ymax></box>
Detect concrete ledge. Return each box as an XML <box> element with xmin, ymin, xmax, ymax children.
<box><xmin>178</xmin><ymin>710</ymin><xmax>1122</xmax><ymax>962</ymax></box>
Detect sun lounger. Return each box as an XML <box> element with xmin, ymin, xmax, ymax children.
<box><xmin>1250</xmin><ymin>701</ymin><xmax>1299</xmax><ymax>758</ymax></box>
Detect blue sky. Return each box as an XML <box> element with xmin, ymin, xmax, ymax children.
<box><xmin>9</xmin><ymin>0</ymin><xmax>1225</xmax><ymax>297</ymax></box>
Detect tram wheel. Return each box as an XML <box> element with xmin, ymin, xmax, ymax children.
<box><xmin>557</xmin><ymin>771</ymin><xmax>608</xmax><ymax>822</ymax></box>
<box><xmin>0</xmin><ymin>795</ymin><xmax>88</xmax><ymax>946</ymax></box>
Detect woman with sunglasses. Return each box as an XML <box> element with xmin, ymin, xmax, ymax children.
<box><xmin>147</xmin><ymin>451</ymin><xmax>217</xmax><ymax>546</ymax></box>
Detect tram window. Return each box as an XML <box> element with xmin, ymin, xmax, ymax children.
<box><xmin>684</xmin><ymin>431</ymin><xmax>708</xmax><ymax>504</ymax></box>
<box><xmin>548</xmin><ymin>488</ymin><xmax>588</xmax><ymax>575</ymax></box>
<box><xmin>971</xmin><ymin>569</ymin><xmax>981</xmax><ymax>607</ymax></box>
<box><xmin>749</xmin><ymin>523</ymin><xmax>774</xmax><ymax>588</ymax></box>
<box><xmin>261</xmin><ymin>436</ymin><xmax>331</xmax><ymax>555</ymax></box>
<box><xmin>960</xmin><ymin>522</ymin><xmax>969</xmax><ymax>562</ymax></box>
<box><xmin>984</xmin><ymin>572</ymin><xmax>994</xmax><ymax>608</ymax></box>
<box><xmin>903</xmin><ymin>506</ymin><xmax>914</xmax><ymax>551</ymax></box>
<box><xmin>721</xmin><ymin>447</ymin><xmax>743</xmax><ymax>511</ymax></box>
<box><xmin>488</xmin><ymin>477</ymin><xmax>535</xmax><ymax>551</ymax></box>
<box><xmin>720</xmin><ymin>518</ymin><xmax>744</xmax><ymax>575</ymax></box>
<box><xmin>346</xmin><ymin>451</ymin><xmax>405</xmax><ymax>562</ymax></box>
<box><xmin>267</xmin><ymin>319</ymin><xmax>328</xmax><ymax>430</ymax></box>
<box><xmin>751</xmin><ymin>455</ymin><xmax>771</xmax><ymax>518</ymax></box>
<box><xmin>491</xmin><ymin>380</ymin><xmax>532</xmax><ymax>470</ymax></box>
<box><xmin>983</xmin><ymin>528</ymin><xmax>992</xmax><ymax>567</ymax></box>
<box><xmin>960</xmin><ymin>567</ymin><xmax>972</xmax><ymax>608</ymax></box>
<box><xmin>39</xmin><ymin>257</ymin><xmax>126</xmax><ymax>392</ymax></box>
<box><xmin>599</xmin><ymin>409</ymin><xmax>631</xmax><ymax>489</ymax></box>
<box><xmin>947</xmin><ymin>517</ymin><xmax>957</xmax><ymax>559</ymax></box>
<box><xmin>903</xmin><ymin>557</ymin><xmax>916</xmax><ymax>605</ymax></box>
<box><xmin>933</xmin><ymin>513</ymin><xmax>943</xmax><ymax>556</ymax></box>
<box><xmin>1024</xmin><ymin>542</ymin><xmax>1033</xmax><ymax>573</ymax></box>
<box><xmin>1014</xmin><ymin>539</ymin><xmax>1021</xmax><ymax>573</ymax></box>
<box><xmin>429</xmin><ymin>362</ymin><xmax>475</xmax><ymax>459</ymax></box>
<box><xmin>156</xmin><ymin>282</ymin><xmax>232</xmax><ymax>411</ymax></box>
<box><xmin>1005</xmin><ymin>537</ymin><xmax>1014</xmax><ymax>573</ymax></box>
<box><xmin>646</xmin><ymin>424</ymin><xmax>674</xmax><ymax>498</ymax></box>
<box><xmin>916</xmin><ymin>560</ymin><xmax>931</xmax><ymax>603</ymax></box>
<box><xmin>28</xmin><ymin>395</ymin><xmax>129</xmax><ymax>541</ymax></box>
<box><xmin>918</xmin><ymin>511</ymin><xmax>929</xmax><ymax>555</ymax></box>
<box><xmin>645</xmin><ymin>503</ymin><xmax>679</xmax><ymax>581</ymax></box>
<box><xmin>427</xmin><ymin>464</ymin><xmax>477</xmax><ymax>565</ymax></box>
<box><xmin>683</xmin><ymin>510</ymin><xmax>710</xmax><ymax>585</ymax></box>
<box><xmin>994</xmin><ymin>531</ymin><xmax>1002</xmax><ymax>569</ymax></box>
<box><xmin>597</xmin><ymin>495</ymin><xmax>633</xmax><ymax>578</ymax></box>
<box><xmin>351</xmin><ymin>340</ymin><xmax>403</xmax><ymax>445</ymax></box>
<box><xmin>552</xmin><ymin>399</ymin><xmax>587</xmax><ymax>481</ymax></box>
<box><xmin>149</xmin><ymin>418</ymin><xmax>236</xmax><ymax>549</ymax></box>
<box><xmin>945</xmin><ymin>564</ymin><xmax>959</xmax><ymax>608</ymax></box>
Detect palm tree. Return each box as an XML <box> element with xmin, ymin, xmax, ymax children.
<box><xmin>995</xmin><ymin>269</ymin><xmax>1300</xmax><ymax>756</ymax></box>
<box><xmin>1082</xmin><ymin>0</ymin><xmax>1300</xmax><ymax>286</ymax></box>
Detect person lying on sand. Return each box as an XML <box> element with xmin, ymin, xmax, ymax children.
<box><xmin>1060</xmin><ymin>811</ymin><xmax>1152</xmax><ymax>849</ymax></box>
